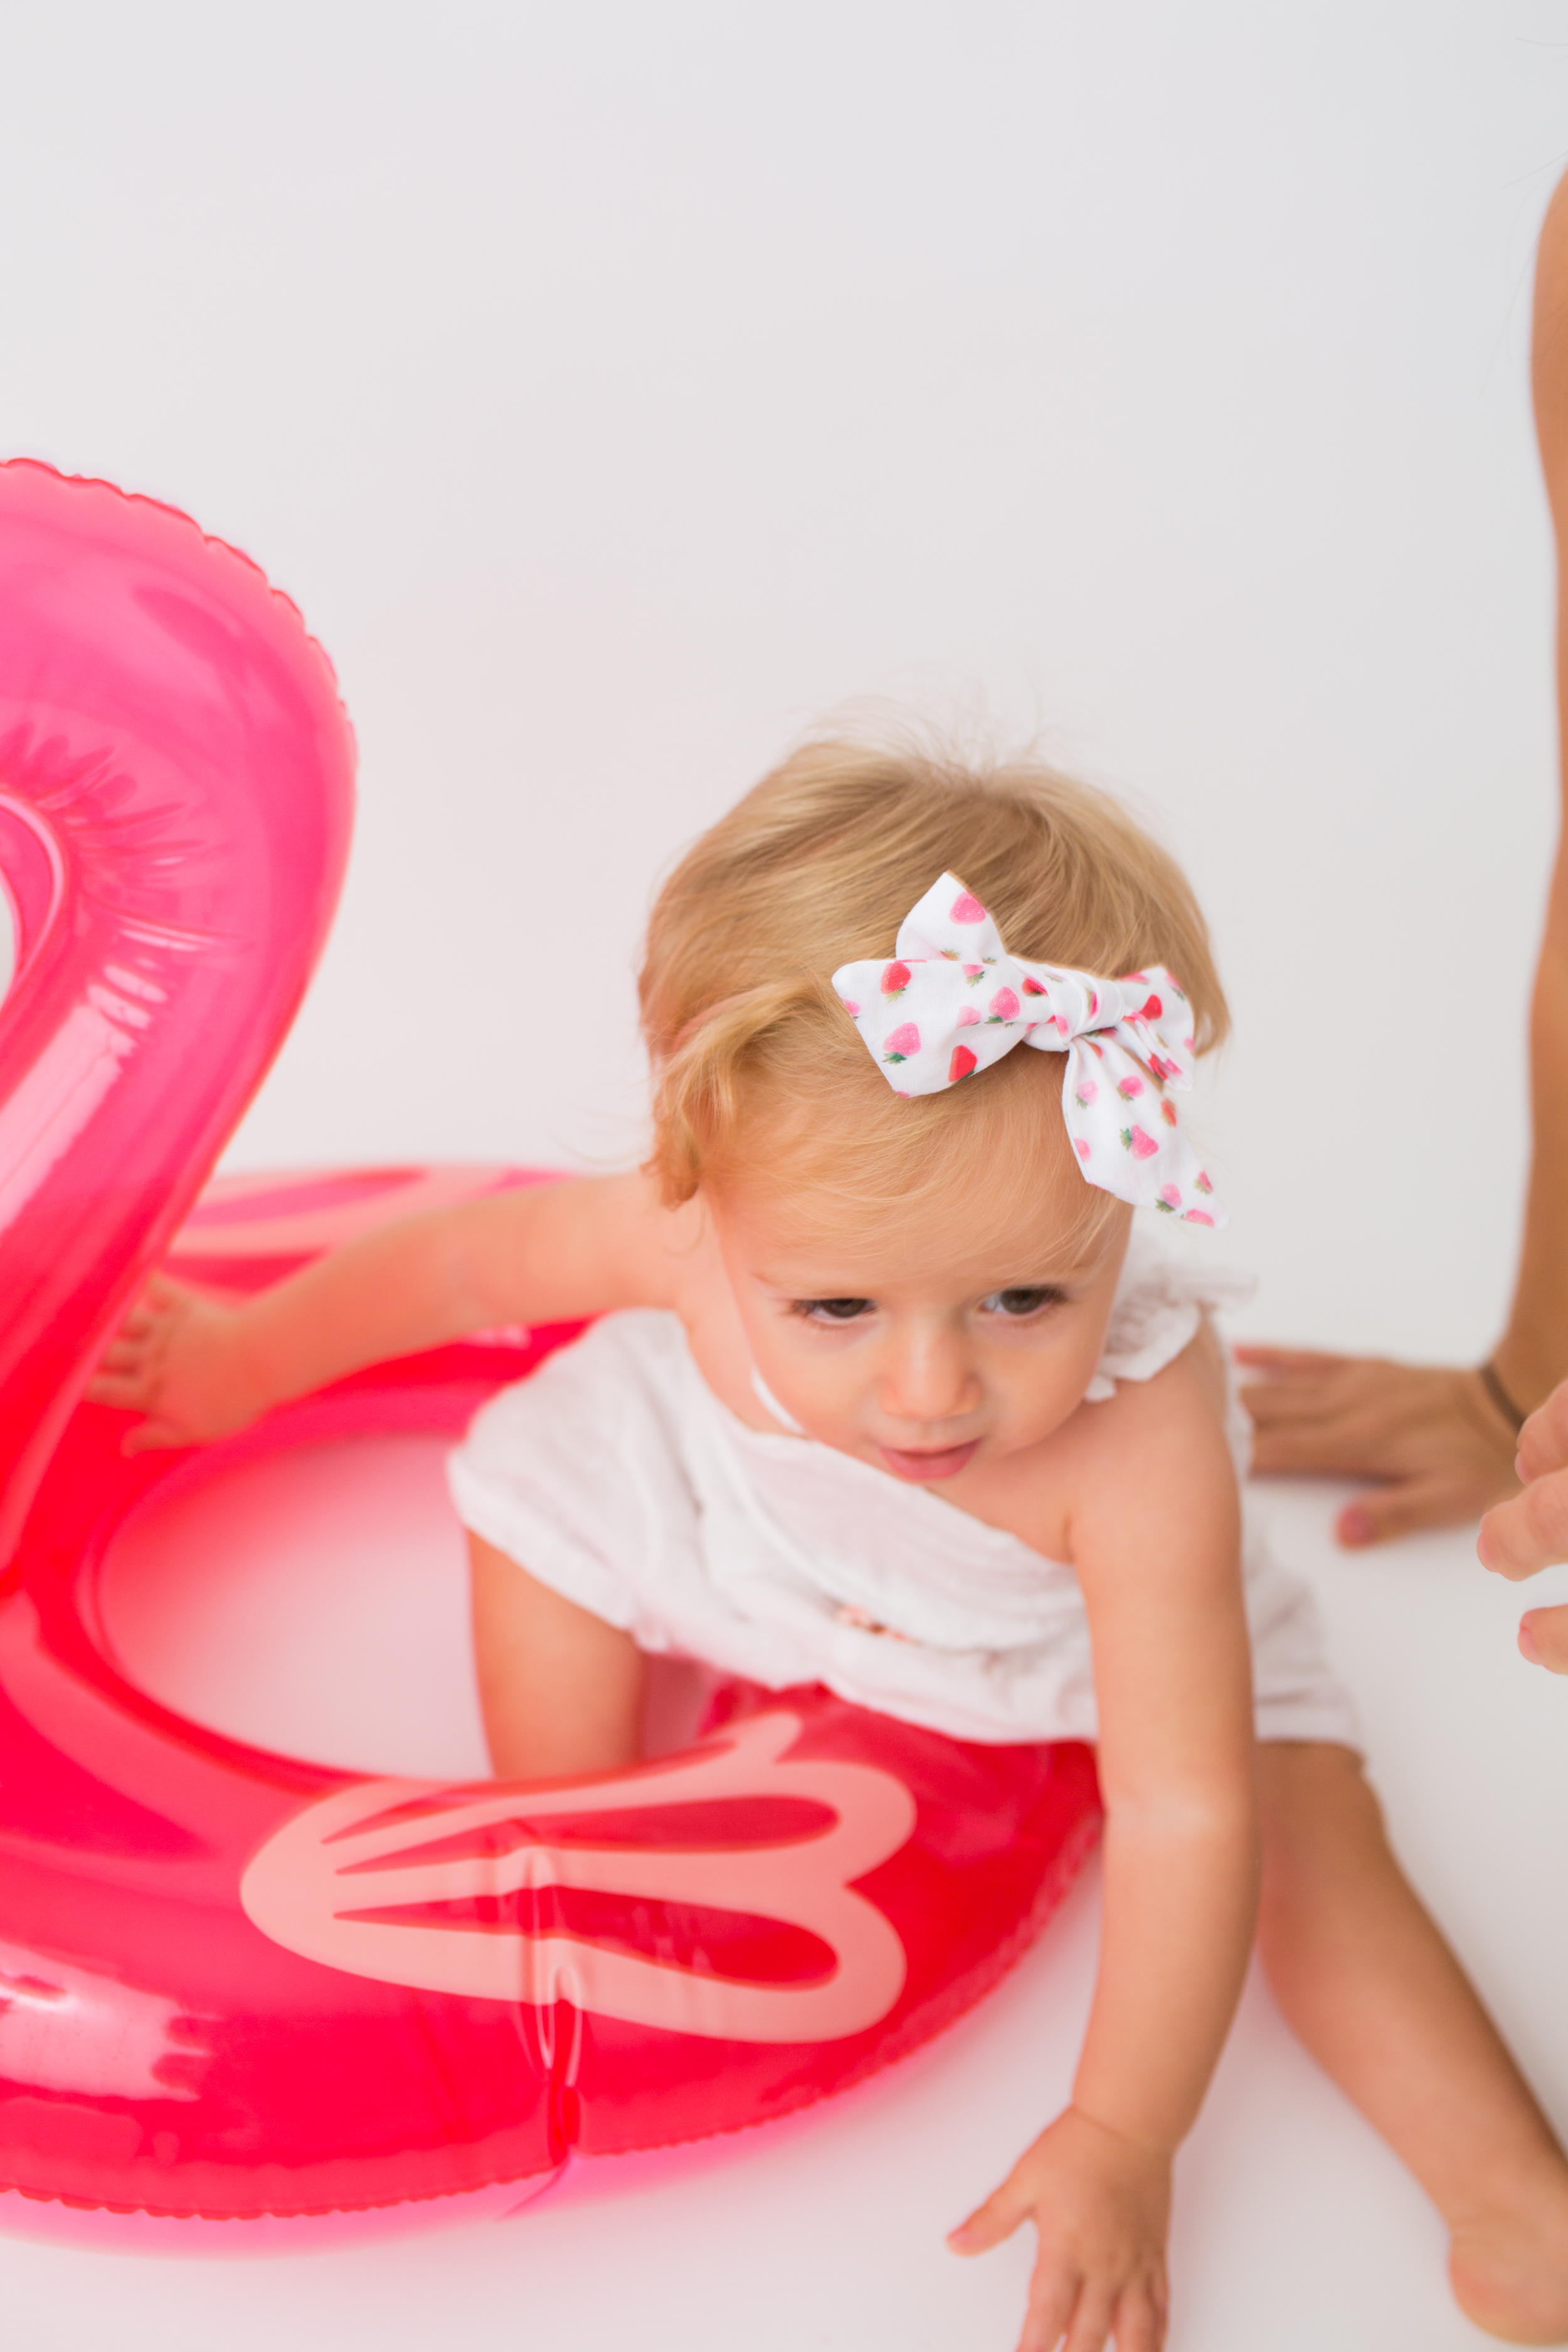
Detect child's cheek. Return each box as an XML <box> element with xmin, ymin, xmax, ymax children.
<box><xmin>789</xmin><ymin>1354</ymin><xmax>865</xmax><ymax>1432</ymax></box>
<box><xmin>751</xmin><ymin>1330</ymin><xmax>863</xmax><ymax>1438</ymax></box>
<box><xmin>997</xmin><ymin>1327</ymin><xmax>1106</xmax><ymax>1439</ymax></box>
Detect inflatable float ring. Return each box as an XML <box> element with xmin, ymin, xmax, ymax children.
<box><xmin>0</xmin><ymin>460</ymin><xmax>1102</xmax><ymax>2241</ymax></box>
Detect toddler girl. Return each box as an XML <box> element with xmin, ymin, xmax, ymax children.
<box><xmin>98</xmin><ymin>738</ymin><xmax>1568</xmax><ymax>2351</ymax></box>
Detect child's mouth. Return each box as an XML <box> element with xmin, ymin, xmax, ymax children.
<box><xmin>878</xmin><ymin>1440</ymin><xmax>980</xmax><ymax>1482</ymax></box>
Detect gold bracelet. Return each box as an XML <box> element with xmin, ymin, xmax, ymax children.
<box><xmin>1478</xmin><ymin>1359</ymin><xmax>1527</xmax><ymax>1435</ymax></box>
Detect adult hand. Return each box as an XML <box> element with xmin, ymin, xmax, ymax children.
<box><xmin>1237</xmin><ymin>1347</ymin><xmax>1520</xmax><ymax>1547</ymax></box>
<box><xmin>1478</xmin><ymin>1382</ymin><xmax>1568</xmax><ymax>1670</ymax></box>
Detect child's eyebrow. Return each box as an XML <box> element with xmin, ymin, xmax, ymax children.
<box><xmin>754</xmin><ymin>1259</ymin><xmax>1104</xmax><ymax>1297</ymax></box>
<box><xmin>974</xmin><ymin>1269</ymin><xmax>1093</xmax><ymax>1295</ymax></box>
<box><xmin>753</xmin><ymin>1273</ymin><xmax>873</xmax><ymax>1297</ymax></box>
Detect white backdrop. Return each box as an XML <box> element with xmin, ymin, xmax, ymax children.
<box><xmin>3</xmin><ymin>0</ymin><xmax>1562</xmax><ymax>1355</ymax></box>
<box><xmin>4</xmin><ymin>5</ymin><xmax>1568</xmax><ymax>2349</ymax></box>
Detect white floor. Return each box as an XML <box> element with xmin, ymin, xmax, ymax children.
<box><xmin>3</xmin><ymin>1428</ymin><xmax>1565</xmax><ymax>2348</ymax></box>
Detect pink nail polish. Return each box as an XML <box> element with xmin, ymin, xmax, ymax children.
<box><xmin>1339</xmin><ymin>1508</ymin><xmax>1374</xmax><ymax>1547</ymax></box>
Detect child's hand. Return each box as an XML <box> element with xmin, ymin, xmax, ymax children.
<box><xmin>948</xmin><ymin>2106</ymin><xmax>1171</xmax><ymax>2352</ymax></box>
<box><xmin>87</xmin><ymin>1275</ymin><xmax>270</xmax><ymax>1452</ymax></box>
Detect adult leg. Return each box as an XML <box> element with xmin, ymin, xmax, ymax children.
<box><xmin>468</xmin><ymin>1530</ymin><xmax>644</xmax><ymax>1779</ymax></box>
<box><xmin>1240</xmin><ymin>170</ymin><xmax>1568</xmax><ymax>1548</ymax></box>
<box><xmin>1257</xmin><ymin>1741</ymin><xmax>1568</xmax><ymax>2345</ymax></box>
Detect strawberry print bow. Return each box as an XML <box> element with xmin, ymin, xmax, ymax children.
<box><xmin>830</xmin><ymin>874</ymin><xmax>1224</xmax><ymax>1226</ymax></box>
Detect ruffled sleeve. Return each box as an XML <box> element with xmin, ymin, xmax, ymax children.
<box><xmin>1085</xmin><ymin>1231</ymin><xmax>1254</xmax><ymax>1404</ymax></box>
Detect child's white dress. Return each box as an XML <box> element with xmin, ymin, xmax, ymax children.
<box><xmin>447</xmin><ymin>1234</ymin><xmax>1358</xmax><ymax>1749</ymax></box>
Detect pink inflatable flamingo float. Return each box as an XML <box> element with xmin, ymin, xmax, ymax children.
<box><xmin>0</xmin><ymin>460</ymin><xmax>1101</xmax><ymax>2241</ymax></box>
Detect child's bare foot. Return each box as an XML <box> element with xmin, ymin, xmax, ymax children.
<box><xmin>1448</xmin><ymin>2169</ymin><xmax>1568</xmax><ymax>2345</ymax></box>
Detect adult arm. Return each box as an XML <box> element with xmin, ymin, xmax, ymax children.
<box><xmin>1239</xmin><ymin>170</ymin><xmax>1568</xmax><ymax>1545</ymax></box>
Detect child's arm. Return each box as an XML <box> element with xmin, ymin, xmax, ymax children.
<box><xmin>90</xmin><ymin>1172</ymin><xmax>678</xmax><ymax>1450</ymax></box>
<box><xmin>950</xmin><ymin>1337</ymin><xmax>1258</xmax><ymax>2351</ymax></box>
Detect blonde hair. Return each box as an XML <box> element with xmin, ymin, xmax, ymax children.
<box><xmin>640</xmin><ymin>731</ymin><xmax>1227</xmax><ymax>1237</ymax></box>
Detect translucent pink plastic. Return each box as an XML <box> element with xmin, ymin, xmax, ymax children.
<box><xmin>0</xmin><ymin>462</ymin><xmax>1102</xmax><ymax>2240</ymax></box>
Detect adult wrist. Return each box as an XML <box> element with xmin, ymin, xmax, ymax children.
<box><xmin>1476</xmin><ymin>1359</ymin><xmax>1527</xmax><ymax>1438</ymax></box>
<box><xmin>1490</xmin><ymin>1330</ymin><xmax>1568</xmax><ymax>1424</ymax></box>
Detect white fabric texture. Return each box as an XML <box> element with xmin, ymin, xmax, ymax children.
<box><xmin>447</xmin><ymin>1234</ymin><xmax>1357</xmax><ymax>1749</ymax></box>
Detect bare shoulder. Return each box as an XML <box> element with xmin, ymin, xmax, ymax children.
<box><xmin>1060</xmin><ymin>1322</ymin><xmax>1241</xmax><ymax>1591</ymax></box>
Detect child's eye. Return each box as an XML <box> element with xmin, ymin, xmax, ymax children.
<box><xmin>980</xmin><ymin>1286</ymin><xmax>1065</xmax><ymax>1319</ymax></box>
<box><xmin>791</xmin><ymin>1297</ymin><xmax>874</xmax><ymax>1323</ymax></box>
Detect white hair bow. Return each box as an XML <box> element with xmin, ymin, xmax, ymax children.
<box><xmin>831</xmin><ymin>873</ymin><xmax>1224</xmax><ymax>1226</ymax></box>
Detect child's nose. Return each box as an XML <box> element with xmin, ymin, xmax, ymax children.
<box><xmin>879</xmin><ymin>1329</ymin><xmax>979</xmax><ymax>1428</ymax></box>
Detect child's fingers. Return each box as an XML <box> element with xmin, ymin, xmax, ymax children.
<box><xmin>120</xmin><ymin>1419</ymin><xmax>190</xmax><ymax>1456</ymax></box>
<box><xmin>84</xmin><ymin>1370</ymin><xmax>152</xmax><ymax>1408</ymax></box>
<box><xmin>1059</xmin><ymin>2281</ymin><xmax>1115</xmax><ymax>2352</ymax></box>
<box><xmin>948</xmin><ymin>2178</ymin><xmax>1031</xmax><ymax>2255</ymax></box>
<box><xmin>1106</xmin><ymin>2277</ymin><xmax>1167</xmax><ymax>2352</ymax></box>
<box><xmin>139</xmin><ymin>1271</ymin><xmax>198</xmax><ymax>1307</ymax></box>
<box><xmin>122</xmin><ymin>1274</ymin><xmax>200</xmax><ymax>1325</ymax></box>
<box><xmin>112</xmin><ymin>1273</ymin><xmax>199</xmax><ymax>1335</ymax></box>
<box><xmin>1520</xmin><ymin>1604</ymin><xmax>1568</xmax><ymax>1673</ymax></box>
<box><xmin>1017</xmin><ymin>2264</ymin><xmax>1081</xmax><ymax>2352</ymax></box>
<box><xmin>100</xmin><ymin>1301</ymin><xmax>176</xmax><ymax>1353</ymax></box>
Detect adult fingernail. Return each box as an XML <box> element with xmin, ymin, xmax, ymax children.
<box><xmin>1338</xmin><ymin>1508</ymin><xmax>1374</xmax><ymax>1547</ymax></box>
<box><xmin>1520</xmin><ymin>1615</ymin><xmax>1541</xmax><ymax>1663</ymax></box>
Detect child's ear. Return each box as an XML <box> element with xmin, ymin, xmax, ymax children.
<box><xmin>670</xmin><ymin>1184</ymin><xmax>716</xmax><ymax>1251</ymax></box>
